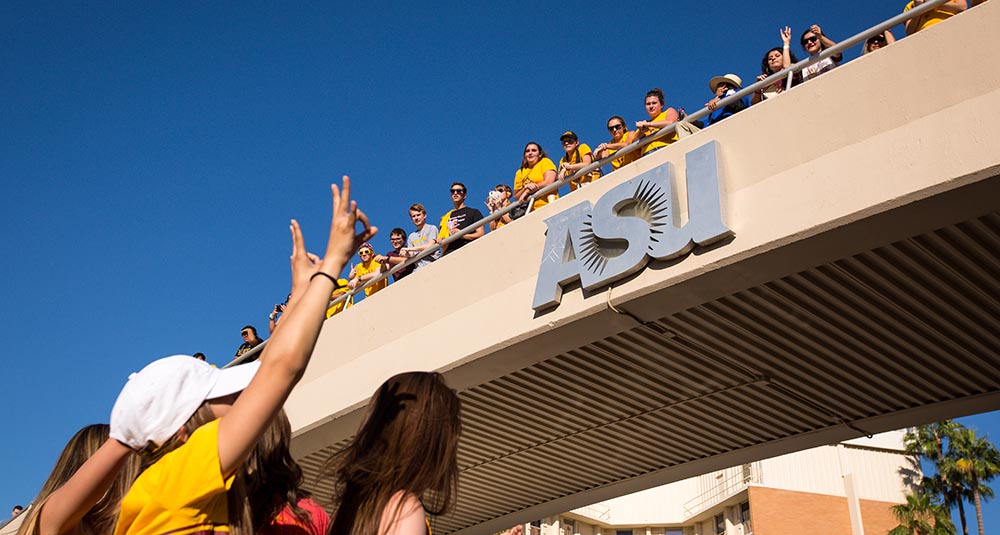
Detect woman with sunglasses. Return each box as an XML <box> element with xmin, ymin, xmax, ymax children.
<box><xmin>862</xmin><ymin>30</ymin><xmax>895</xmax><ymax>55</ymax></box>
<box><xmin>486</xmin><ymin>184</ymin><xmax>513</xmax><ymax>231</ymax></box>
<box><xmin>513</xmin><ymin>142</ymin><xmax>558</xmax><ymax>211</ymax></box>
<box><xmin>556</xmin><ymin>131</ymin><xmax>601</xmax><ymax>191</ymax></box>
<box><xmin>348</xmin><ymin>242</ymin><xmax>387</xmax><ymax>297</ymax></box>
<box><xmin>799</xmin><ymin>24</ymin><xmax>842</xmax><ymax>82</ymax></box>
<box><xmin>752</xmin><ymin>27</ymin><xmax>800</xmax><ymax>105</ymax></box>
<box><xmin>595</xmin><ymin>116</ymin><xmax>636</xmax><ymax>172</ymax></box>
<box><xmin>633</xmin><ymin>88</ymin><xmax>679</xmax><ymax>157</ymax></box>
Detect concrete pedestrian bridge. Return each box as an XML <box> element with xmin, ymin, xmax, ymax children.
<box><xmin>283</xmin><ymin>6</ymin><xmax>1000</xmax><ymax>534</ymax></box>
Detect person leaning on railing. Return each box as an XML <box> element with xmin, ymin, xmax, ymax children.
<box><xmin>904</xmin><ymin>0</ymin><xmax>967</xmax><ymax>34</ymax></box>
<box><xmin>862</xmin><ymin>29</ymin><xmax>896</xmax><ymax>54</ymax></box>
<box><xmin>704</xmin><ymin>74</ymin><xmax>750</xmax><ymax>126</ymax></box>
<box><xmin>632</xmin><ymin>87</ymin><xmax>679</xmax><ymax>156</ymax></box>
<box><xmin>556</xmin><ymin>131</ymin><xmax>601</xmax><ymax>191</ymax></box>
<box><xmin>436</xmin><ymin>182</ymin><xmax>485</xmax><ymax>255</ymax></box>
<box><xmin>799</xmin><ymin>24</ymin><xmax>842</xmax><ymax>81</ymax></box>
<box><xmin>348</xmin><ymin>242</ymin><xmax>387</xmax><ymax>296</ymax></box>
<box><xmin>486</xmin><ymin>184</ymin><xmax>513</xmax><ymax>231</ymax></box>
<box><xmin>376</xmin><ymin>228</ymin><xmax>414</xmax><ymax>282</ymax></box>
<box><xmin>400</xmin><ymin>203</ymin><xmax>441</xmax><ymax>270</ymax></box>
<box><xmin>513</xmin><ymin>142</ymin><xmax>558</xmax><ymax>210</ymax></box>
<box><xmin>594</xmin><ymin>116</ymin><xmax>637</xmax><ymax>171</ymax></box>
<box><xmin>752</xmin><ymin>27</ymin><xmax>800</xmax><ymax>105</ymax></box>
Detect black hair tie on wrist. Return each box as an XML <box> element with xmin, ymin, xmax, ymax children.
<box><xmin>310</xmin><ymin>271</ymin><xmax>342</xmax><ymax>288</ymax></box>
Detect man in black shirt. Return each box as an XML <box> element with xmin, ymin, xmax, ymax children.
<box><xmin>438</xmin><ymin>182</ymin><xmax>484</xmax><ymax>256</ymax></box>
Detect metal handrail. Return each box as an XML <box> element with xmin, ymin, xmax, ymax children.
<box><xmin>227</xmin><ymin>0</ymin><xmax>951</xmax><ymax>368</ymax></box>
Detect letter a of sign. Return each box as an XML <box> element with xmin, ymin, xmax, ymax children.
<box><xmin>532</xmin><ymin>141</ymin><xmax>733</xmax><ymax>311</ymax></box>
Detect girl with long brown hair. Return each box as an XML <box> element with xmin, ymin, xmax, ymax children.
<box><xmin>513</xmin><ymin>142</ymin><xmax>558</xmax><ymax>211</ymax></box>
<box><xmin>325</xmin><ymin>372</ymin><xmax>462</xmax><ymax>535</ymax></box>
<box><xmin>17</xmin><ymin>424</ymin><xmax>139</xmax><ymax>535</ymax></box>
<box><xmin>246</xmin><ymin>410</ymin><xmax>329</xmax><ymax>535</ymax></box>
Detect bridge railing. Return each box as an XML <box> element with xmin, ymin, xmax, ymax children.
<box><xmin>228</xmin><ymin>0</ymin><xmax>953</xmax><ymax>368</ymax></box>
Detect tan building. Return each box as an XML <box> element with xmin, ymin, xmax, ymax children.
<box><xmin>522</xmin><ymin>432</ymin><xmax>913</xmax><ymax>535</ymax></box>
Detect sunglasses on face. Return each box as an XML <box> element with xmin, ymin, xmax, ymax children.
<box><xmin>358</xmin><ymin>249</ymin><xmax>372</xmax><ymax>255</ymax></box>
<box><xmin>450</xmin><ymin>188</ymin><xmax>466</xmax><ymax>194</ymax></box>
<box><xmin>608</xmin><ymin>124</ymin><xmax>624</xmax><ymax>132</ymax></box>
<box><xmin>241</xmin><ymin>331</ymin><xmax>251</xmax><ymax>337</ymax></box>
<box><xmin>803</xmin><ymin>36</ymin><xmax>820</xmax><ymax>44</ymax></box>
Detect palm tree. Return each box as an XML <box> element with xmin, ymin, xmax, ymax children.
<box><xmin>905</xmin><ymin>421</ymin><xmax>966</xmax><ymax>532</ymax></box>
<box><xmin>922</xmin><ymin>471</ymin><xmax>970</xmax><ymax>535</ymax></box>
<box><xmin>948</xmin><ymin>427</ymin><xmax>1000</xmax><ymax>535</ymax></box>
<box><xmin>905</xmin><ymin>421</ymin><xmax>961</xmax><ymax>463</ymax></box>
<box><xmin>890</xmin><ymin>492</ymin><xmax>956</xmax><ymax>535</ymax></box>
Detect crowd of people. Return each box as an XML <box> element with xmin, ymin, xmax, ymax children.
<box><xmin>244</xmin><ymin>2</ymin><xmax>982</xmax><ymax>319</ymax></box>
<box><xmin>9</xmin><ymin>5</ymin><xmax>985</xmax><ymax>535</ymax></box>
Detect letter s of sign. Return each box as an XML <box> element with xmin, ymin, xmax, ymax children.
<box><xmin>532</xmin><ymin>141</ymin><xmax>733</xmax><ymax>311</ymax></box>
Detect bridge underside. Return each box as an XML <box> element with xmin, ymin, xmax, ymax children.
<box><xmin>285</xmin><ymin>6</ymin><xmax>1000</xmax><ymax>534</ymax></box>
<box><xmin>297</xmin><ymin>176</ymin><xmax>1000</xmax><ymax>534</ymax></box>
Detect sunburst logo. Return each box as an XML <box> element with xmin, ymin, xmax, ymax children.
<box><xmin>574</xmin><ymin>177</ymin><xmax>673</xmax><ymax>277</ymax></box>
<box><xmin>533</xmin><ymin>141</ymin><xmax>733</xmax><ymax>311</ymax></box>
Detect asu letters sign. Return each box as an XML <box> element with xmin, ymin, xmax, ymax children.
<box><xmin>532</xmin><ymin>141</ymin><xmax>733</xmax><ymax>311</ymax></box>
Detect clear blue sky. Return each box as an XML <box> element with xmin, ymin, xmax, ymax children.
<box><xmin>2</xmin><ymin>0</ymin><xmax>996</xmax><ymax>530</ymax></box>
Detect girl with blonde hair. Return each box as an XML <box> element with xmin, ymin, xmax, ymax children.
<box><xmin>17</xmin><ymin>425</ymin><xmax>139</xmax><ymax>535</ymax></box>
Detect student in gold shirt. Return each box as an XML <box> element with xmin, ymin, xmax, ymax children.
<box><xmin>633</xmin><ymin>87</ymin><xmax>679</xmax><ymax>156</ymax></box>
<box><xmin>513</xmin><ymin>142</ymin><xmax>558</xmax><ymax>210</ymax></box>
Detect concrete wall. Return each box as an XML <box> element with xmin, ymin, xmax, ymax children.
<box><xmin>285</xmin><ymin>3</ymin><xmax>1000</xmax><ymax>458</ymax></box>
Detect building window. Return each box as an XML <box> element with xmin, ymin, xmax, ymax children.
<box><xmin>561</xmin><ymin>519</ymin><xmax>574</xmax><ymax>535</ymax></box>
<box><xmin>715</xmin><ymin>513</ymin><xmax>726</xmax><ymax>535</ymax></box>
<box><xmin>740</xmin><ymin>501</ymin><xmax>752</xmax><ymax>533</ymax></box>
<box><xmin>615</xmin><ymin>531</ymin><xmax>632</xmax><ymax>535</ymax></box>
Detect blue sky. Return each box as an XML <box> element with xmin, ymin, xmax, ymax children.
<box><xmin>2</xmin><ymin>0</ymin><xmax>996</xmax><ymax>530</ymax></box>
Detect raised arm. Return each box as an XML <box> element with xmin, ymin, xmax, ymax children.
<box><xmin>216</xmin><ymin>176</ymin><xmax>375</xmax><ymax>476</ymax></box>
<box><xmin>810</xmin><ymin>25</ymin><xmax>842</xmax><ymax>62</ymax></box>
<box><xmin>35</xmin><ymin>440</ymin><xmax>134</xmax><ymax>535</ymax></box>
<box><xmin>781</xmin><ymin>26</ymin><xmax>793</xmax><ymax>67</ymax></box>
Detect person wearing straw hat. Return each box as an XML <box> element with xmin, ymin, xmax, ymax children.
<box><xmin>704</xmin><ymin>74</ymin><xmax>749</xmax><ymax>127</ymax></box>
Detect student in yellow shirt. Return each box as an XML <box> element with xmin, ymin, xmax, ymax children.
<box><xmin>595</xmin><ymin>116</ymin><xmax>637</xmax><ymax>172</ymax></box>
<box><xmin>348</xmin><ymin>243</ymin><xmax>387</xmax><ymax>297</ymax></box>
<box><xmin>513</xmin><ymin>142</ymin><xmax>558</xmax><ymax>210</ymax></box>
<box><xmin>633</xmin><ymin>88</ymin><xmax>679</xmax><ymax>156</ymax></box>
<box><xmin>904</xmin><ymin>0</ymin><xmax>967</xmax><ymax>34</ymax></box>
<box><xmin>33</xmin><ymin>178</ymin><xmax>375</xmax><ymax>535</ymax></box>
<box><xmin>326</xmin><ymin>280</ymin><xmax>353</xmax><ymax>318</ymax></box>
<box><xmin>556</xmin><ymin>131</ymin><xmax>601</xmax><ymax>191</ymax></box>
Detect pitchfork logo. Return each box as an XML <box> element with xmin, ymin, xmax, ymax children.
<box><xmin>532</xmin><ymin>141</ymin><xmax>733</xmax><ymax>311</ymax></box>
